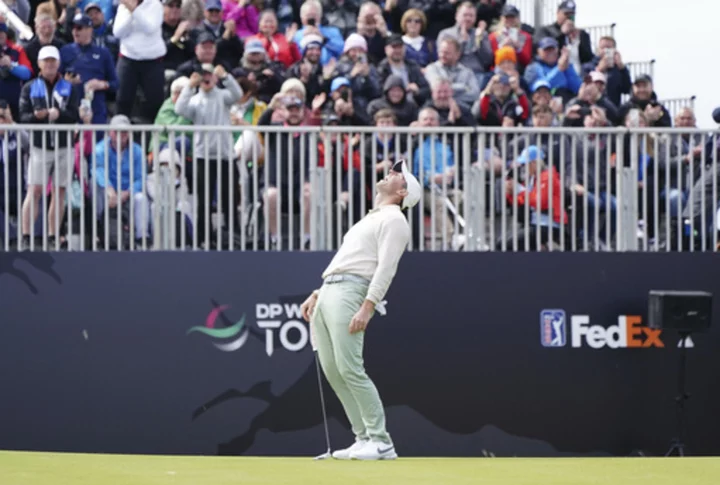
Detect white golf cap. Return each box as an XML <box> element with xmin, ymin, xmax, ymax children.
<box><xmin>38</xmin><ymin>45</ymin><xmax>60</xmax><ymax>61</ymax></box>
<box><xmin>391</xmin><ymin>160</ymin><xmax>422</xmax><ymax>210</ymax></box>
<box><xmin>157</xmin><ymin>147</ymin><xmax>182</xmax><ymax>167</ymax></box>
<box><xmin>109</xmin><ymin>114</ymin><xmax>131</xmax><ymax>126</ymax></box>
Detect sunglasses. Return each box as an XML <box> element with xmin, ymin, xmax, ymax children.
<box><xmin>407</xmin><ymin>18</ymin><xmax>422</xmax><ymax>24</ymax></box>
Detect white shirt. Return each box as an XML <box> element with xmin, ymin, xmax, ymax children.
<box><xmin>113</xmin><ymin>0</ymin><xmax>166</xmax><ymax>60</ymax></box>
<box><xmin>322</xmin><ymin>204</ymin><xmax>411</xmax><ymax>305</ymax></box>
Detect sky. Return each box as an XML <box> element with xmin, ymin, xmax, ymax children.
<box><xmin>555</xmin><ymin>0</ymin><xmax>717</xmax><ymax>128</ymax></box>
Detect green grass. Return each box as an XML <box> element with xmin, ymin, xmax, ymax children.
<box><xmin>1</xmin><ymin>451</ymin><xmax>718</xmax><ymax>485</ymax></box>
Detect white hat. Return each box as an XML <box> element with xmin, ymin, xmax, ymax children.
<box><xmin>157</xmin><ymin>147</ymin><xmax>182</xmax><ymax>167</ymax></box>
<box><xmin>589</xmin><ymin>70</ymin><xmax>607</xmax><ymax>84</ymax></box>
<box><xmin>392</xmin><ymin>160</ymin><xmax>422</xmax><ymax>210</ymax></box>
<box><xmin>110</xmin><ymin>114</ymin><xmax>131</xmax><ymax>126</ymax></box>
<box><xmin>38</xmin><ymin>45</ymin><xmax>60</xmax><ymax>61</ymax></box>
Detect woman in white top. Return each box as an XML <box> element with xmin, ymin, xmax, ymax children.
<box><xmin>113</xmin><ymin>0</ymin><xmax>167</xmax><ymax>122</ymax></box>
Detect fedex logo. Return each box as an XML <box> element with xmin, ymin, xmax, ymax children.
<box><xmin>540</xmin><ymin>310</ymin><xmax>664</xmax><ymax>349</ymax></box>
<box><xmin>570</xmin><ymin>315</ymin><xmax>663</xmax><ymax>349</ymax></box>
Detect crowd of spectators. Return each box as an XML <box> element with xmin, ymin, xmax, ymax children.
<box><xmin>0</xmin><ymin>0</ymin><xmax>717</xmax><ymax>251</ymax></box>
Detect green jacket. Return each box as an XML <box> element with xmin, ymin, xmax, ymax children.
<box><xmin>154</xmin><ymin>97</ymin><xmax>193</xmax><ymax>149</ymax></box>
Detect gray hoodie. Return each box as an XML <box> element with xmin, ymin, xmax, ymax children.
<box><xmin>174</xmin><ymin>75</ymin><xmax>243</xmax><ymax>161</ymax></box>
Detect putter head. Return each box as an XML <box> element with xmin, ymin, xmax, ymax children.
<box><xmin>314</xmin><ymin>449</ymin><xmax>332</xmax><ymax>460</ymax></box>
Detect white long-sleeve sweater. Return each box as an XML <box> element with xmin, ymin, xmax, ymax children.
<box><xmin>113</xmin><ymin>0</ymin><xmax>166</xmax><ymax>60</ymax></box>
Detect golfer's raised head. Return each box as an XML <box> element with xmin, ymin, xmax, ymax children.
<box><xmin>391</xmin><ymin>160</ymin><xmax>421</xmax><ymax>209</ymax></box>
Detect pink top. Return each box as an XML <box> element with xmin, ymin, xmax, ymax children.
<box><xmin>222</xmin><ymin>1</ymin><xmax>259</xmax><ymax>39</ymax></box>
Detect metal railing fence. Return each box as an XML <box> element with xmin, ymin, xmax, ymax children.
<box><xmin>2</xmin><ymin>125</ymin><xmax>719</xmax><ymax>253</ymax></box>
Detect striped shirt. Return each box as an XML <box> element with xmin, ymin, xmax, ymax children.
<box><xmin>322</xmin><ymin>204</ymin><xmax>411</xmax><ymax>305</ymax></box>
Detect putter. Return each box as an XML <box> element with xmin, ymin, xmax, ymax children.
<box><xmin>313</xmin><ymin>351</ymin><xmax>332</xmax><ymax>460</ymax></box>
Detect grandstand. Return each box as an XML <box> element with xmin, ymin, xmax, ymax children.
<box><xmin>0</xmin><ymin>0</ymin><xmax>713</xmax><ymax>253</ymax></box>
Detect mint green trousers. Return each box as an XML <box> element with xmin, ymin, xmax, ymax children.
<box><xmin>312</xmin><ymin>280</ymin><xmax>391</xmax><ymax>444</ymax></box>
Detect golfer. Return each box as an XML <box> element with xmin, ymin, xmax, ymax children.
<box><xmin>300</xmin><ymin>159</ymin><xmax>421</xmax><ymax>461</ymax></box>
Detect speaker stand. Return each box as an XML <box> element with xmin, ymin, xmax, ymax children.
<box><xmin>665</xmin><ymin>330</ymin><xmax>691</xmax><ymax>457</ymax></box>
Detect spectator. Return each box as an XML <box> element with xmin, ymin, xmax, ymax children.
<box><xmin>4</xmin><ymin>0</ymin><xmax>30</xmax><ymax>24</ymax></box>
<box><xmin>264</xmin><ymin>0</ymin><xmax>301</xmax><ymax>33</ymax></box>
<box><xmin>363</xmin><ymin>108</ymin><xmax>406</xmax><ymax>189</ymax></box>
<box><xmin>328</xmin><ymin>33</ymin><xmax>381</xmax><ymax>116</ymax></box>
<box><xmin>581</xmin><ymin>36</ymin><xmax>631</xmax><ymax>107</ymax></box>
<box><xmin>376</xmin><ymin>33</ymin><xmax>430</xmax><ymax>107</ymax></box>
<box><xmin>262</xmin><ymin>95</ymin><xmax>312</xmax><ymax>249</ymax></box>
<box><xmin>398</xmin><ymin>8</ymin><xmax>435</xmax><ymax>68</ymax></box>
<box><xmin>188</xmin><ymin>0</ymin><xmax>244</xmax><ymax>70</ymax></box>
<box><xmin>473</xmin><ymin>72</ymin><xmax>529</xmax><ymax>127</ymax></box>
<box><xmin>0</xmin><ymin>105</ymin><xmax>30</xmax><ymax>241</ymax></box>
<box><xmin>510</xmin><ymin>103</ymin><xmax>569</xmax><ymax>170</ymax></box>
<box><xmin>618</xmin><ymin>75</ymin><xmax>671</xmax><ymax>128</ymax></box>
<box><xmin>19</xmin><ymin>45</ymin><xmax>79</xmax><ymax>250</ymax></box>
<box><xmin>291</xmin><ymin>0</ymin><xmax>343</xmax><ymax>66</ymax></box>
<box><xmin>367</xmin><ymin>74</ymin><xmax>418</xmax><ymax>127</ymax></box>
<box><xmin>411</xmin><ymin>106</ymin><xmax>461</xmax><ymax>249</ymax></box>
<box><xmin>113</xmin><ymin>0</ymin><xmax>167</xmax><ymax>122</ymax></box>
<box><xmin>481</xmin><ymin>46</ymin><xmax>530</xmax><ymax>95</ymax></box>
<box><xmin>527</xmin><ymin>80</ymin><xmax>562</xmax><ymax>127</ymax></box>
<box><xmin>402</xmin><ymin>0</ymin><xmax>456</xmax><ymax>40</ymax></box>
<box><xmin>322</xmin><ymin>0</ymin><xmax>359</xmax><ymax>38</ymax></box>
<box><xmin>145</xmin><ymin>147</ymin><xmax>194</xmax><ymax>245</ymax></box>
<box><xmin>230</xmin><ymin>67</ymin><xmax>267</xmax><ymax>169</ymax></box>
<box><xmin>322</xmin><ymin>76</ymin><xmax>370</xmax><ymax>125</ymax></box>
<box><xmin>354</xmin><ymin>1</ymin><xmax>388</xmax><ymax>64</ymax></box>
<box><xmin>524</xmin><ymin>37</ymin><xmax>581</xmax><ymax>104</ymax></box>
<box><xmin>154</xmin><ymin>76</ymin><xmax>193</xmax><ymax>152</ymax></box>
<box><xmin>534</xmin><ymin>0</ymin><xmax>593</xmax><ymax>68</ymax></box>
<box><xmin>93</xmin><ymin>114</ymin><xmax>151</xmax><ymax>246</ymax></box>
<box><xmin>503</xmin><ymin>146</ymin><xmax>568</xmax><ymax>251</ymax></box>
<box><xmin>240</xmin><ymin>37</ymin><xmax>286</xmax><ymax>104</ymax></box>
<box><xmin>0</xmin><ymin>22</ymin><xmax>33</xmax><ymax>121</ymax></box>
<box><xmin>424</xmin><ymin>36</ymin><xmax>480</xmax><ymax>109</ymax></box>
<box><xmin>74</xmin><ymin>0</ymin><xmax>113</xmax><ymax>25</ymax></box>
<box><xmin>83</xmin><ymin>3</ymin><xmax>120</xmax><ymax>60</ymax></box>
<box><xmin>488</xmin><ymin>4</ymin><xmax>532</xmax><ymax>71</ymax></box>
<box><xmin>437</xmin><ymin>2</ymin><xmax>493</xmax><ymax>87</ymax></box>
<box><xmin>173</xmin><ymin>32</ymin><xmax>232</xmax><ymax>83</ymax></box>
<box><xmin>174</xmin><ymin>63</ymin><xmax>243</xmax><ymax>248</ymax></box>
<box><xmin>475</xmin><ymin>0</ymin><xmax>504</xmax><ymax>28</ymax></box>
<box><xmin>259</xmin><ymin>78</ymin><xmax>321</xmax><ymax>125</ymax></box>
<box><xmin>422</xmin><ymin>76</ymin><xmax>475</xmax><ymax>127</ymax></box>
<box><xmin>22</xmin><ymin>14</ymin><xmax>66</xmax><ymax>76</ymax></box>
<box><xmin>253</xmin><ymin>9</ymin><xmax>301</xmax><ymax>68</ymax></box>
<box><xmin>36</xmin><ymin>0</ymin><xmax>71</xmax><ymax>41</ymax></box>
<box><xmin>564</xmin><ymin>72</ymin><xmax>619</xmax><ymax>126</ymax></box>
<box><xmin>286</xmin><ymin>33</ymin><xmax>324</xmax><ymax>103</ymax></box>
<box><xmin>161</xmin><ymin>0</ymin><xmax>194</xmax><ymax>72</ymax></box>
<box><xmin>222</xmin><ymin>0</ymin><xmax>261</xmax><ymax>39</ymax></box>
<box><xmin>60</xmin><ymin>13</ymin><xmax>118</xmax><ymax>125</ymax></box>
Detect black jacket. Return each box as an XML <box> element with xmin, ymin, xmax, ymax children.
<box><xmin>189</xmin><ymin>23</ymin><xmax>244</xmax><ymax>70</ymax></box>
<box><xmin>19</xmin><ymin>75</ymin><xmax>80</xmax><ymax>150</ymax></box>
<box><xmin>534</xmin><ymin>23</ymin><xmax>594</xmax><ymax>65</ymax></box>
<box><xmin>618</xmin><ymin>93</ymin><xmax>672</xmax><ymax>128</ymax></box>
<box><xmin>376</xmin><ymin>58</ymin><xmax>431</xmax><ymax>107</ymax></box>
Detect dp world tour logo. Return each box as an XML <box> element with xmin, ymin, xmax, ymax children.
<box><xmin>186</xmin><ymin>305</ymin><xmax>250</xmax><ymax>352</ymax></box>
<box><xmin>188</xmin><ymin>299</ymin><xmax>310</xmax><ymax>356</ymax></box>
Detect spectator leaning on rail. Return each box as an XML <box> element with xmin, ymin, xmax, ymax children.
<box><xmin>60</xmin><ymin>13</ymin><xmax>118</xmax><ymax>125</ymax></box>
<box><xmin>524</xmin><ymin>37</ymin><xmax>581</xmax><ymax>104</ymax></box>
<box><xmin>437</xmin><ymin>2</ymin><xmax>493</xmax><ymax>87</ymax></box>
<box><xmin>424</xmin><ymin>36</ymin><xmax>480</xmax><ymax>109</ymax></box>
<box><xmin>174</xmin><ymin>63</ymin><xmax>243</xmax><ymax>249</ymax></box>
<box><xmin>292</xmin><ymin>0</ymin><xmax>343</xmax><ymax>66</ymax></box>
<box><xmin>581</xmin><ymin>36</ymin><xmax>631</xmax><ymax>108</ymax></box>
<box><xmin>376</xmin><ymin>33</ymin><xmax>431</xmax><ymax>107</ymax></box>
<box><xmin>617</xmin><ymin>74</ymin><xmax>671</xmax><ymax>128</ymax></box>
<box><xmin>113</xmin><ymin>0</ymin><xmax>167</xmax><ymax>122</ymax></box>
<box><xmin>93</xmin><ymin>114</ymin><xmax>151</xmax><ymax>244</ymax></box>
<box><xmin>22</xmin><ymin>14</ymin><xmax>66</xmax><ymax>76</ymax></box>
<box><xmin>19</xmin><ymin>45</ymin><xmax>79</xmax><ymax>250</ymax></box>
<box><xmin>0</xmin><ymin>22</ymin><xmax>33</xmax><ymax>122</ymax></box>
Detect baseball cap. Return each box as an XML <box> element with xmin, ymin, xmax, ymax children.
<box><xmin>38</xmin><ymin>45</ymin><xmax>61</xmax><ymax>61</ymax></box>
<box><xmin>391</xmin><ymin>160</ymin><xmax>421</xmax><ymax>210</ymax></box>
<box><xmin>72</xmin><ymin>13</ymin><xmax>93</xmax><ymax>27</ymax></box>
<box><xmin>502</xmin><ymin>4</ymin><xmax>520</xmax><ymax>16</ymax></box>
<box><xmin>84</xmin><ymin>2</ymin><xmax>101</xmax><ymax>13</ymax></box>
<box><xmin>198</xmin><ymin>63</ymin><xmax>214</xmax><ymax>74</ymax></box>
<box><xmin>196</xmin><ymin>32</ymin><xmax>215</xmax><ymax>44</ymax></box>
<box><xmin>634</xmin><ymin>74</ymin><xmax>653</xmax><ymax>85</ymax></box>
<box><xmin>157</xmin><ymin>147</ymin><xmax>182</xmax><ymax>167</ymax></box>
<box><xmin>284</xmin><ymin>96</ymin><xmax>304</xmax><ymax>108</ymax></box>
<box><xmin>538</xmin><ymin>37</ymin><xmax>559</xmax><ymax>50</ymax></box>
<box><xmin>110</xmin><ymin>114</ymin><xmax>131</xmax><ymax>126</ymax></box>
<box><xmin>588</xmin><ymin>71</ymin><xmax>607</xmax><ymax>83</ymax></box>
<box><xmin>231</xmin><ymin>67</ymin><xmax>249</xmax><ymax>78</ymax></box>
<box><xmin>244</xmin><ymin>38</ymin><xmax>266</xmax><ymax>55</ymax></box>
<box><xmin>558</xmin><ymin>0</ymin><xmax>576</xmax><ymax>12</ymax></box>
<box><xmin>386</xmin><ymin>33</ymin><xmax>404</xmax><ymax>46</ymax></box>
<box><xmin>330</xmin><ymin>77</ymin><xmax>351</xmax><ymax>93</ymax></box>
<box><xmin>532</xmin><ymin>79</ymin><xmax>552</xmax><ymax>93</ymax></box>
<box><xmin>205</xmin><ymin>0</ymin><xmax>222</xmax><ymax>10</ymax></box>
<box><xmin>517</xmin><ymin>146</ymin><xmax>545</xmax><ymax>165</ymax></box>
<box><xmin>300</xmin><ymin>33</ymin><xmax>323</xmax><ymax>51</ymax></box>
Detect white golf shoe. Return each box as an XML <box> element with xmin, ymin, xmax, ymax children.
<box><xmin>331</xmin><ymin>439</ymin><xmax>368</xmax><ymax>460</ymax></box>
<box><xmin>349</xmin><ymin>440</ymin><xmax>398</xmax><ymax>460</ymax></box>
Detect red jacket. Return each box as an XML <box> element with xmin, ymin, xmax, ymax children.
<box><xmin>317</xmin><ymin>135</ymin><xmax>361</xmax><ymax>172</ymax></box>
<box><xmin>253</xmin><ymin>33</ymin><xmax>301</xmax><ymax>68</ymax></box>
<box><xmin>508</xmin><ymin>166</ymin><xmax>568</xmax><ymax>225</ymax></box>
<box><xmin>489</xmin><ymin>30</ymin><xmax>533</xmax><ymax>68</ymax></box>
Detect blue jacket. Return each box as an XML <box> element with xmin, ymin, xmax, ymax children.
<box><xmin>524</xmin><ymin>58</ymin><xmax>582</xmax><ymax>96</ymax></box>
<box><xmin>293</xmin><ymin>25</ymin><xmax>344</xmax><ymax>66</ymax></box>
<box><xmin>77</xmin><ymin>0</ymin><xmax>115</xmax><ymax>24</ymax></box>
<box><xmin>60</xmin><ymin>42</ymin><xmax>118</xmax><ymax>124</ymax></box>
<box><xmin>412</xmin><ymin>137</ymin><xmax>454</xmax><ymax>187</ymax></box>
<box><xmin>94</xmin><ymin>139</ymin><xmax>145</xmax><ymax>194</ymax></box>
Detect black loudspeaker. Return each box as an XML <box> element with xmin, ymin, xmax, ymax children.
<box><xmin>648</xmin><ymin>290</ymin><xmax>712</xmax><ymax>333</ymax></box>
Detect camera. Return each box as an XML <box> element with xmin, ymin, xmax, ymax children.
<box><xmin>307</xmin><ymin>18</ymin><xmax>316</xmax><ymax>27</ymax></box>
<box><xmin>340</xmin><ymin>89</ymin><xmax>350</xmax><ymax>102</ymax></box>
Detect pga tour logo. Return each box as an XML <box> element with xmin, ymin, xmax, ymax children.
<box><xmin>188</xmin><ymin>302</ymin><xmax>310</xmax><ymax>356</ymax></box>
